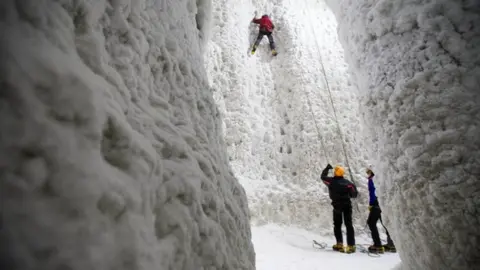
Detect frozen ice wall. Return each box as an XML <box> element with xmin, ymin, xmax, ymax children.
<box><xmin>328</xmin><ymin>0</ymin><xmax>480</xmax><ymax>269</ymax></box>
<box><xmin>0</xmin><ymin>0</ymin><xmax>254</xmax><ymax>269</ymax></box>
<box><xmin>205</xmin><ymin>0</ymin><xmax>370</xmax><ymax>231</ymax></box>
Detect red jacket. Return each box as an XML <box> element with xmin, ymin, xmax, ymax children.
<box><xmin>252</xmin><ymin>16</ymin><xmax>274</xmax><ymax>33</ymax></box>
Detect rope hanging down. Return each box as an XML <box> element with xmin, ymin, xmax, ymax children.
<box><xmin>270</xmin><ymin>64</ymin><xmax>329</xmax><ymax>163</ymax></box>
<box><xmin>297</xmin><ymin>60</ymin><xmax>331</xmax><ymax>194</ymax></box>
<box><xmin>304</xmin><ymin>6</ymin><xmax>360</xmax><ymax>212</ymax></box>
<box><xmin>304</xmin><ymin>85</ymin><xmax>329</xmax><ymax>163</ymax></box>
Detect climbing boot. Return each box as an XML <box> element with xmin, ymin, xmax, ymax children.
<box><xmin>383</xmin><ymin>244</ymin><xmax>396</xmax><ymax>253</ymax></box>
<box><xmin>332</xmin><ymin>243</ymin><xmax>344</xmax><ymax>252</ymax></box>
<box><xmin>368</xmin><ymin>245</ymin><xmax>385</xmax><ymax>254</ymax></box>
<box><xmin>251</xmin><ymin>45</ymin><xmax>257</xmax><ymax>55</ymax></box>
<box><xmin>342</xmin><ymin>245</ymin><xmax>356</xmax><ymax>254</ymax></box>
<box><xmin>271</xmin><ymin>49</ymin><xmax>278</xmax><ymax>56</ymax></box>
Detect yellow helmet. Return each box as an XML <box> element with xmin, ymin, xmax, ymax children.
<box><xmin>334</xmin><ymin>166</ymin><xmax>345</xmax><ymax>177</ymax></box>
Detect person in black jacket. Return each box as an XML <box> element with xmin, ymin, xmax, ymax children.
<box><xmin>321</xmin><ymin>163</ymin><xmax>358</xmax><ymax>254</ymax></box>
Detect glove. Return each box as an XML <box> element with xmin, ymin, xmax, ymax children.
<box><xmin>368</xmin><ymin>205</ymin><xmax>372</xmax><ymax>211</ymax></box>
<box><xmin>326</xmin><ymin>164</ymin><xmax>333</xmax><ymax>170</ymax></box>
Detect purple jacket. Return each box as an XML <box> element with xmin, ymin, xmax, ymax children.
<box><xmin>368</xmin><ymin>176</ymin><xmax>378</xmax><ymax>206</ymax></box>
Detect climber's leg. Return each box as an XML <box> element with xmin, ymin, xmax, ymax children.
<box><xmin>251</xmin><ymin>32</ymin><xmax>265</xmax><ymax>54</ymax></box>
<box><xmin>266</xmin><ymin>33</ymin><xmax>276</xmax><ymax>50</ymax></box>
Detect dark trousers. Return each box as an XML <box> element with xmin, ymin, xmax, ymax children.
<box><xmin>333</xmin><ymin>204</ymin><xmax>355</xmax><ymax>245</ymax></box>
<box><xmin>253</xmin><ymin>30</ymin><xmax>275</xmax><ymax>50</ymax></box>
<box><xmin>367</xmin><ymin>206</ymin><xmax>395</xmax><ymax>246</ymax></box>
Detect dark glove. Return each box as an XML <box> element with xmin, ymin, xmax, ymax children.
<box><xmin>326</xmin><ymin>164</ymin><xmax>333</xmax><ymax>170</ymax></box>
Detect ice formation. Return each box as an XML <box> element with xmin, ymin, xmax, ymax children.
<box><xmin>0</xmin><ymin>0</ymin><xmax>254</xmax><ymax>269</ymax></box>
<box><xmin>205</xmin><ymin>0</ymin><xmax>370</xmax><ymax>231</ymax></box>
<box><xmin>327</xmin><ymin>0</ymin><xmax>480</xmax><ymax>269</ymax></box>
<box><xmin>2</xmin><ymin>0</ymin><xmax>478</xmax><ymax>269</ymax></box>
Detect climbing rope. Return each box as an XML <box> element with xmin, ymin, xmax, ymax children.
<box><xmin>304</xmin><ymin>88</ymin><xmax>329</xmax><ymax>163</ymax></box>
<box><xmin>303</xmin><ymin>5</ymin><xmax>361</xmax><ymax>212</ymax></box>
<box><xmin>313</xmin><ymin>31</ymin><xmax>355</xmax><ymax>184</ymax></box>
<box><xmin>312</xmin><ymin>240</ymin><xmax>328</xmax><ymax>249</ymax></box>
<box><xmin>295</xmin><ymin>72</ymin><xmax>330</xmax><ymax>195</ymax></box>
<box><xmin>356</xmin><ymin>244</ymin><xmax>381</xmax><ymax>257</ymax></box>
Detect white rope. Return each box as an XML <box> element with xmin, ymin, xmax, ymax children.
<box><xmin>304</xmin><ymin>88</ymin><xmax>329</xmax><ymax>163</ymax></box>
<box><xmin>304</xmin><ymin>3</ymin><xmax>360</xmax><ymax>212</ymax></box>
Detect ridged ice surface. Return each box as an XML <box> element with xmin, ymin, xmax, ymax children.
<box><xmin>0</xmin><ymin>0</ymin><xmax>254</xmax><ymax>269</ymax></box>
<box><xmin>328</xmin><ymin>0</ymin><xmax>480</xmax><ymax>269</ymax></box>
<box><xmin>2</xmin><ymin>0</ymin><xmax>477</xmax><ymax>269</ymax></box>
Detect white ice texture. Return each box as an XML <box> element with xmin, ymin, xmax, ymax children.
<box><xmin>1</xmin><ymin>0</ymin><xmax>479</xmax><ymax>270</ymax></box>
<box><xmin>0</xmin><ymin>0</ymin><xmax>254</xmax><ymax>269</ymax></box>
<box><xmin>327</xmin><ymin>0</ymin><xmax>480</xmax><ymax>269</ymax></box>
<box><xmin>205</xmin><ymin>0</ymin><xmax>371</xmax><ymax>231</ymax></box>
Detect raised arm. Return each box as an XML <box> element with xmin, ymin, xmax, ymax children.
<box><xmin>252</xmin><ymin>17</ymin><xmax>261</xmax><ymax>24</ymax></box>
<box><xmin>320</xmin><ymin>164</ymin><xmax>333</xmax><ymax>185</ymax></box>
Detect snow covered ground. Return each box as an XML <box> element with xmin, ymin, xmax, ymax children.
<box><xmin>252</xmin><ymin>224</ymin><xmax>401</xmax><ymax>270</ymax></box>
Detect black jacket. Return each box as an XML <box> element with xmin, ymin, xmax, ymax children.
<box><xmin>321</xmin><ymin>167</ymin><xmax>358</xmax><ymax>206</ymax></box>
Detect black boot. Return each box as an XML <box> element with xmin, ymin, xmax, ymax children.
<box><xmin>368</xmin><ymin>245</ymin><xmax>385</xmax><ymax>254</ymax></box>
<box><xmin>383</xmin><ymin>244</ymin><xmax>396</xmax><ymax>253</ymax></box>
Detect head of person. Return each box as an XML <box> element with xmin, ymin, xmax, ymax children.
<box><xmin>262</xmin><ymin>14</ymin><xmax>269</xmax><ymax>18</ymax></box>
<box><xmin>334</xmin><ymin>166</ymin><xmax>345</xmax><ymax>177</ymax></box>
<box><xmin>366</xmin><ymin>168</ymin><xmax>374</xmax><ymax>178</ymax></box>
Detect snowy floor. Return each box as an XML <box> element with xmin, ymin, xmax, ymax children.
<box><xmin>252</xmin><ymin>224</ymin><xmax>401</xmax><ymax>270</ymax></box>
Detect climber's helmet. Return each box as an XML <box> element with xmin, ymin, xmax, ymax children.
<box><xmin>334</xmin><ymin>166</ymin><xmax>345</xmax><ymax>177</ymax></box>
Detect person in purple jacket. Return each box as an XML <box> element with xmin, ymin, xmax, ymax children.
<box><xmin>366</xmin><ymin>168</ymin><xmax>397</xmax><ymax>253</ymax></box>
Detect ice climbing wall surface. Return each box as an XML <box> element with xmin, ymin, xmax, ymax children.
<box><xmin>0</xmin><ymin>0</ymin><xmax>254</xmax><ymax>269</ymax></box>
<box><xmin>205</xmin><ymin>0</ymin><xmax>370</xmax><ymax>231</ymax></box>
<box><xmin>328</xmin><ymin>0</ymin><xmax>480</xmax><ymax>269</ymax></box>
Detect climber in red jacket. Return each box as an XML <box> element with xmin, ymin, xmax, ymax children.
<box><xmin>251</xmin><ymin>14</ymin><xmax>278</xmax><ymax>56</ymax></box>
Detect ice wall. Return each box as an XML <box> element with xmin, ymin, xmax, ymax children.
<box><xmin>205</xmin><ymin>0</ymin><xmax>370</xmax><ymax>231</ymax></box>
<box><xmin>328</xmin><ymin>0</ymin><xmax>480</xmax><ymax>269</ymax></box>
<box><xmin>0</xmin><ymin>0</ymin><xmax>254</xmax><ymax>269</ymax></box>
